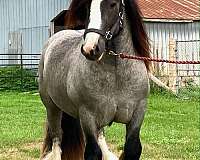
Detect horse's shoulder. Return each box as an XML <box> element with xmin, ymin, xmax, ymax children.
<box><xmin>44</xmin><ymin>30</ymin><xmax>83</xmax><ymax>51</ymax></box>
<box><xmin>41</xmin><ymin>30</ymin><xmax>83</xmax><ymax>68</ymax></box>
<box><xmin>42</xmin><ymin>29</ymin><xmax>84</xmax><ymax>58</ymax></box>
<box><xmin>49</xmin><ymin>29</ymin><xmax>84</xmax><ymax>43</ymax></box>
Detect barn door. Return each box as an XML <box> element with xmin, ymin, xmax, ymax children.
<box><xmin>8</xmin><ymin>32</ymin><xmax>22</xmax><ymax>65</ymax></box>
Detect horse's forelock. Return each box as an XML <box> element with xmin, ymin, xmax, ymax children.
<box><xmin>65</xmin><ymin>0</ymin><xmax>92</xmax><ymax>29</ymax></box>
<box><xmin>125</xmin><ymin>0</ymin><xmax>151</xmax><ymax>70</ymax></box>
<box><xmin>88</xmin><ymin>0</ymin><xmax>103</xmax><ymax>29</ymax></box>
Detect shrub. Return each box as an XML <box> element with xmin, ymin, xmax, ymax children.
<box><xmin>0</xmin><ymin>66</ymin><xmax>38</xmax><ymax>91</ymax></box>
<box><xmin>150</xmin><ymin>80</ymin><xmax>200</xmax><ymax>101</ymax></box>
<box><xmin>178</xmin><ymin>85</ymin><xmax>200</xmax><ymax>101</ymax></box>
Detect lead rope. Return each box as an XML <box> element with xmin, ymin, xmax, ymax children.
<box><xmin>119</xmin><ymin>53</ymin><xmax>200</xmax><ymax>64</ymax></box>
<box><xmin>97</xmin><ymin>51</ymin><xmax>200</xmax><ymax>64</ymax></box>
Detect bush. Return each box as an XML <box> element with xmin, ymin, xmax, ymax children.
<box><xmin>0</xmin><ymin>66</ymin><xmax>38</xmax><ymax>91</ymax></box>
<box><xmin>150</xmin><ymin>80</ymin><xmax>200</xmax><ymax>101</ymax></box>
<box><xmin>178</xmin><ymin>85</ymin><xmax>200</xmax><ymax>101</ymax></box>
<box><xmin>149</xmin><ymin>81</ymin><xmax>175</xmax><ymax>98</ymax></box>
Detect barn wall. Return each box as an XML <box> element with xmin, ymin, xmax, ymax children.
<box><xmin>145</xmin><ymin>21</ymin><xmax>200</xmax><ymax>86</ymax></box>
<box><xmin>145</xmin><ymin>21</ymin><xmax>200</xmax><ymax>59</ymax></box>
<box><xmin>0</xmin><ymin>0</ymin><xmax>70</xmax><ymax>65</ymax></box>
<box><xmin>145</xmin><ymin>21</ymin><xmax>200</xmax><ymax>42</ymax></box>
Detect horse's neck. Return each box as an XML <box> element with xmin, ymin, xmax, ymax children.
<box><xmin>113</xmin><ymin>17</ymin><xmax>135</xmax><ymax>55</ymax></box>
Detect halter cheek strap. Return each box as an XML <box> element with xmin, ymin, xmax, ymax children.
<box><xmin>84</xmin><ymin>1</ymin><xmax>124</xmax><ymax>41</ymax></box>
<box><xmin>84</xmin><ymin>28</ymin><xmax>105</xmax><ymax>38</ymax></box>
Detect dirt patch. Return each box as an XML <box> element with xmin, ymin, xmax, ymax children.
<box><xmin>0</xmin><ymin>142</ymin><xmax>120</xmax><ymax>160</ymax></box>
<box><xmin>23</xmin><ymin>142</ymin><xmax>42</xmax><ymax>150</ymax></box>
<box><xmin>107</xmin><ymin>142</ymin><xmax>123</xmax><ymax>157</ymax></box>
<box><xmin>0</xmin><ymin>142</ymin><xmax>42</xmax><ymax>160</ymax></box>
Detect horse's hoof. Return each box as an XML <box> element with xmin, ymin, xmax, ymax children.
<box><xmin>42</xmin><ymin>149</ymin><xmax>61</xmax><ymax>160</ymax></box>
<box><xmin>103</xmin><ymin>151</ymin><xmax>118</xmax><ymax>160</ymax></box>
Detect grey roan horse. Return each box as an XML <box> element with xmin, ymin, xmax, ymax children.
<box><xmin>39</xmin><ymin>0</ymin><xmax>150</xmax><ymax>159</ymax></box>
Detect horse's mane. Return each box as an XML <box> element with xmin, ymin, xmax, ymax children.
<box><xmin>125</xmin><ymin>0</ymin><xmax>151</xmax><ymax>70</ymax></box>
<box><xmin>65</xmin><ymin>0</ymin><xmax>151</xmax><ymax>70</ymax></box>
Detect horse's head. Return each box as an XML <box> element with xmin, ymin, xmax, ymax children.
<box><xmin>81</xmin><ymin>0</ymin><xmax>124</xmax><ymax>61</ymax></box>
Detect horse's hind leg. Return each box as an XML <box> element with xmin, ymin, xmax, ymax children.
<box><xmin>40</xmin><ymin>95</ymin><xmax>62</xmax><ymax>160</ymax></box>
<box><xmin>79</xmin><ymin>108</ymin><xmax>102</xmax><ymax>160</ymax></box>
<box><xmin>120</xmin><ymin>99</ymin><xmax>147</xmax><ymax>160</ymax></box>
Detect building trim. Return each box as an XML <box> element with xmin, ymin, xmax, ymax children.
<box><xmin>143</xmin><ymin>18</ymin><xmax>195</xmax><ymax>23</ymax></box>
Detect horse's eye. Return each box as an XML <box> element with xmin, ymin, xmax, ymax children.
<box><xmin>110</xmin><ymin>2</ymin><xmax>117</xmax><ymax>8</ymax></box>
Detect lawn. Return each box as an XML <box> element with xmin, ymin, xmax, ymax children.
<box><xmin>0</xmin><ymin>91</ymin><xmax>199</xmax><ymax>160</ymax></box>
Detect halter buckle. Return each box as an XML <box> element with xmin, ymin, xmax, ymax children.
<box><xmin>97</xmin><ymin>52</ymin><xmax>105</xmax><ymax>62</ymax></box>
<box><xmin>121</xmin><ymin>0</ymin><xmax>125</xmax><ymax>6</ymax></box>
<box><xmin>119</xmin><ymin>12</ymin><xmax>123</xmax><ymax>20</ymax></box>
<box><xmin>108</xmin><ymin>51</ymin><xmax>119</xmax><ymax>56</ymax></box>
<box><xmin>105</xmin><ymin>31</ymin><xmax>113</xmax><ymax>40</ymax></box>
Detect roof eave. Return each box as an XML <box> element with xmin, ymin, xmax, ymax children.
<box><xmin>143</xmin><ymin>18</ymin><xmax>197</xmax><ymax>23</ymax></box>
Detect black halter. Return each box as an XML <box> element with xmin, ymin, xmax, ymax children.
<box><xmin>84</xmin><ymin>0</ymin><xmax>125</xmax><ymax>41</ymax></box>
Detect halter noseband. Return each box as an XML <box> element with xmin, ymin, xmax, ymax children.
<box><xmin>84</xmin><ymin>0</ymin><xmax>125</xmax><ymax>41</ymax></box>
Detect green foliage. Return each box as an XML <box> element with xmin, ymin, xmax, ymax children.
<box><xmin>178</xmin><ymin>84</ymin><xmax>200</xmax><ymax>101</ymax></box>
<box><xmin>0</xmin><ymin>66</ymin><xmax>38</xmax><ymax>91</ymax></box>
<box><xmin>150</xmin><ymin>80</ymin><xmax>166</xmax><ymax>94</ymax></box>
<box><xmin>149</xmin><ymin>81</ymin><xmax>175</xmax><ymax>98</ymax></box>
<box><xmin>150</xmin><ymin>80</ymin><xmax>200</xmax><ymax>100</ymax></box>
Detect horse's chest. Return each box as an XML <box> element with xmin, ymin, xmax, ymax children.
<box><xmin>112</xmin><ymin>96</ymin><xmax>137</xmax><ymax>123</ymax></box>
<box><xmin>75</xmin><ymin>61</ymin><xmax>148</xmax><ymax>124</ymax></box>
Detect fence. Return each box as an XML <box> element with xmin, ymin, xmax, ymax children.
<box><xmin>151</xmin><ymin>39</ymin><xmax>200</xmax><ymax>94</ymax></box>
<box><xmin>176</xmin><ymin>40</ymin><xmax>200</xmax><ymax>84</ymax></box>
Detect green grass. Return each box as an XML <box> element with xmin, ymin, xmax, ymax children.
<box><xmin>0</xmin><ymin>91</ymin><xmax>199</xmax><ymax>159</ymax></box>
<box><xmin>0</xmin><ymin>92</ymin><xmax>45</xmax><ymax>148</ymax></box>
<box><xmin>106</xmin><ymin>93</ymin><xmax>200</xmax><ymax>159</ymax></box>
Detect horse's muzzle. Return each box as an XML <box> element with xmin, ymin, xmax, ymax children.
<box><xmin>81</xmin><ymin>45</ymin><xmax>102</xmax><ymax>61</ymax></box>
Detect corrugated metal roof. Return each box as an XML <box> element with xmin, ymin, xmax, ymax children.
<box><xmin>139</xmin><ymin>0</ymin><xmax>200</xmax><ymax>20</ymax></box>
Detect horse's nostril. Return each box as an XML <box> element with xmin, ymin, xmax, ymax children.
<box><xmin>90</xmin><ymin>49</ymin><xmax>94</xmax><ymax>56</ymax></box>
<box><xmin>81</xmin><ymin>45</ymin><xmax>85</xmax><ymax>54</ymax></box>
<box><xmin>96</xmin><ymin>45</ymin><xmax>99</xmax><ymax>52</ymax></box>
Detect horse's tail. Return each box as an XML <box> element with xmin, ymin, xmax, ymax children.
<box><xmin>41</xmin><ymin>112</ymin><xmax>85</xmax><ymax>160</ymax></box>
<box><xmin>61</xmin><ymin>112</ymin><xmax>85</xmax><ymax>160</ymax></box>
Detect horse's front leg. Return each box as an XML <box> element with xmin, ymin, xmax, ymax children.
<box><xmin>41</xmin><ymin>96</ymin><xmax>62</xmax><ymax>160</ymax></box>
<box><xmin>98</xmin><ymin>131</ymin><xmax>118</xmax><ymax>160</ymax></box>
<box><xmin>43</xmin><ymin>138</ymin><xmax>62</xmax><ymax>160</ymax></box>
<box><xmin>120</xmin><ymin>99</ymin><xmax>147</xmax><ymax>160</ymax></box>
<box><xmin>79</xmin><ymin>108</ymin><xmax>102</xmax><ymax>160</ymax></box>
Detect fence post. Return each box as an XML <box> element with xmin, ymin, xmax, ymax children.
<box><xmin>168</xmin><ymin>38</ymin><xmax>177</xmax><ymax>94</ymax></box>
<box><xmin>175</xmin><ymin>41</ymin><xmax>179</xmax><ymax>95</ymax></box>
<box><xmin>20</xmin><ymin>53</ymin><xmax>23</xmax><ymax>90</ymax></box>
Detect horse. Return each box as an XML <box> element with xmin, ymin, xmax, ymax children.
<box><xmin>39</xmin><ymin>0</ymin><xmax>150</xmax><ymax>159</ymax></box>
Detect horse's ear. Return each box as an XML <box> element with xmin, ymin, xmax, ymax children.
<box><xmin>64</xmin><ymin>0</ymin><xmax>90</xmax><ymax>29</ymax></box>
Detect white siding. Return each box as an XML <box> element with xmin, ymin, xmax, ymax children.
<box><xmin>145</xmin><ymin>21</ymin><xmax>200</xmax><ymax>85</ymax></box>
<box><xmin>145</xmin><ymin>21</ymin><xmax>200</xmax><ymax>59</ymax></box>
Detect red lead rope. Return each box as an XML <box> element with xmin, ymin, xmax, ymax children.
<box><xmin>119</xmin><ymin>53</ymin><xmax>200</xmax><ymax>64</ymax></box>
